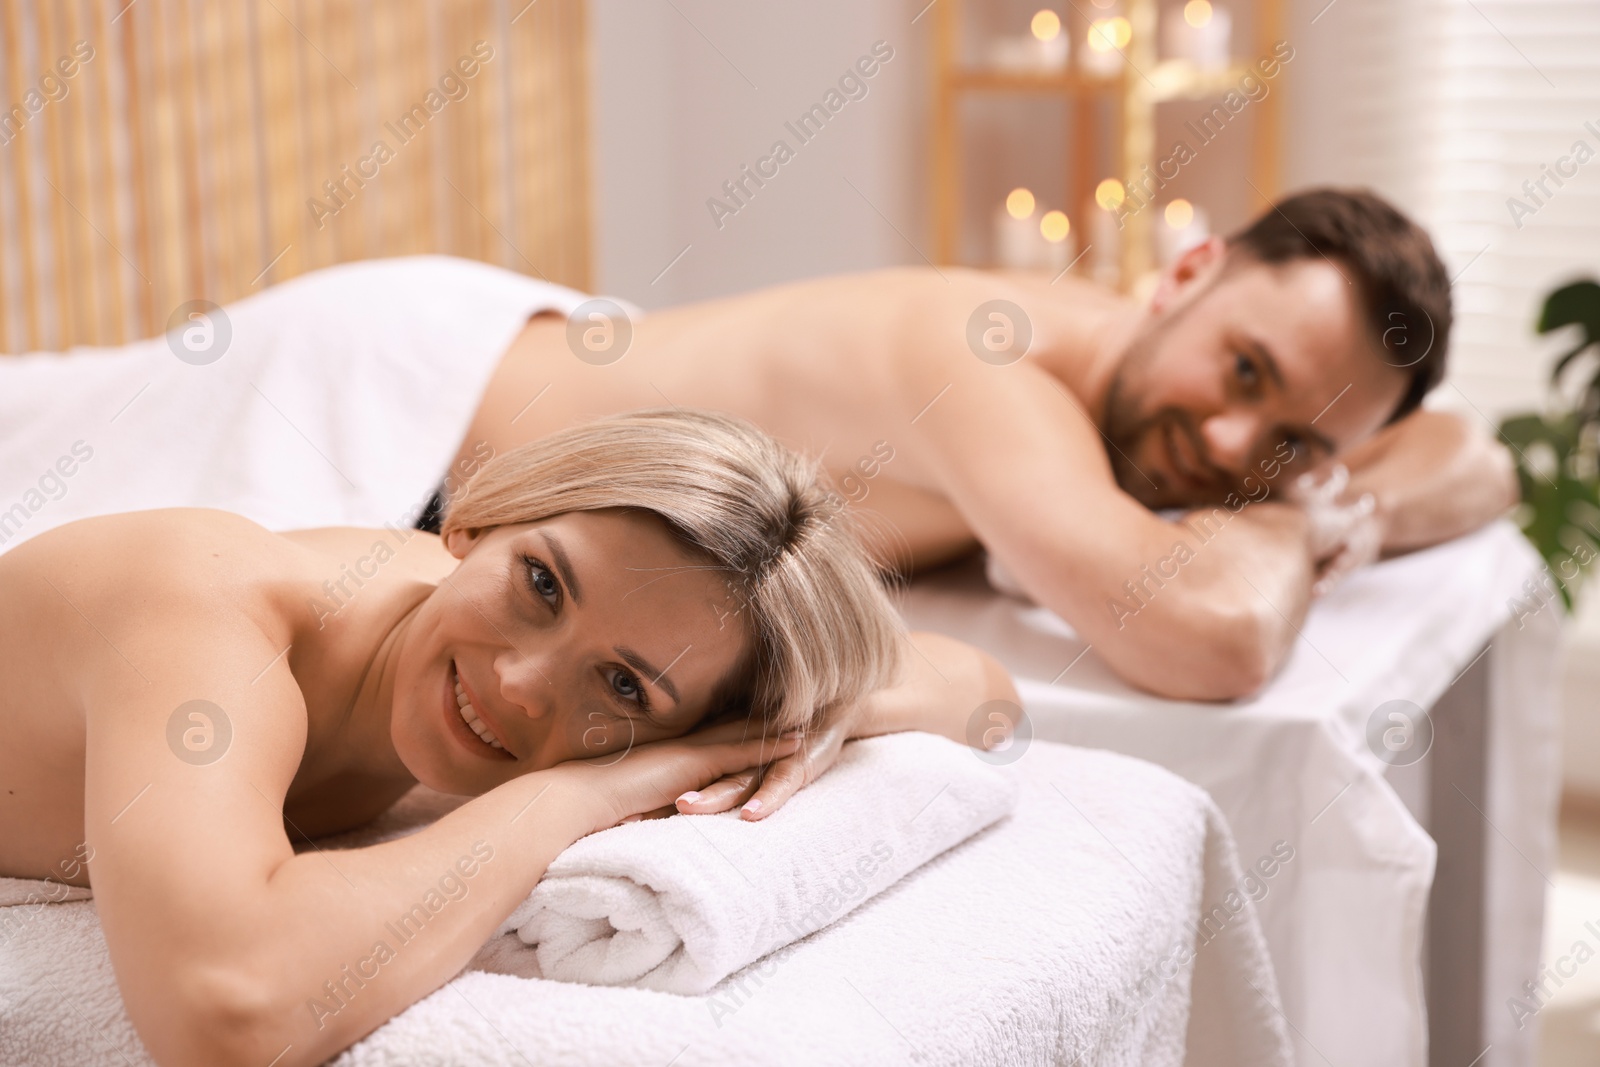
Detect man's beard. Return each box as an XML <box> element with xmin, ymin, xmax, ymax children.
<box><xmin>1102</xmin><ymin>320</ymin><xmax>1235</xmax><ymax>510</ymax></box>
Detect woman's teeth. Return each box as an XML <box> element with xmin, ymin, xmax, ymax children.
<box><xmin>454</xmin><ymin>674</ymin><xmax>506</xmax><ymax>751</ymax></box>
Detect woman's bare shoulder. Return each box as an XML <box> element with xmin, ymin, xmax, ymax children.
<box><xmin>3</xmin><ymin>508</ymin><xmax>299</xmax><ymax>609</ymax></box>
<box><xmin>0</xmin><ymin>510</ymin><xmax>339</xmax><ymax>693</ymax></box>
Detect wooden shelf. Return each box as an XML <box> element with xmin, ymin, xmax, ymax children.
<box><xmin>945</xmin><ymin>68</ymin><xmax>1120</xmax><ymax>94</ymax></box>
<box><xmin>930</xmin><ymin>0</ymin><xmax>1284</xmax><ymax>288</ymax></box>
<box><xmin>942</xmin><ymin>60</ymin><xmax>1248</xmax><ymax>100</ymax></box>
<box><xmin>1147</xmin><ymin>60</ymin><xmax>1254</xmax><ymax>102</ymax></box>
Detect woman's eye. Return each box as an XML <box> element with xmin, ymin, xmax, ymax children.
<box><xmin>522</xmin><ymin>556</ymin><xmax>560</xmax><ymax>607</ymax></box>
<box><xmin>1234</xmin><ymin>353</ymin><xmax>1259</xmax><ymax>388</ymax></box>
<box><xmin>1282</xmin><ymin>433</ymin><xmax>1304</xmax><ymax>462</ymax></box>
<box><xmin>607</xmin><ymin>668</ymin><xmax>645</xmax><ymax>706</ymax></box>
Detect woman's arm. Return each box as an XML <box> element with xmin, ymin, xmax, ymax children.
<box><xmin>853</xmin><ymin>631</ymin><xmax>1019</xmax><ymax>743</ymax></box>
<box><xmin>83</xmin><ymin>606</ymin><xmax>796</xmax><ymax>1067</ymax></box>
<box><xmin>677</xmin><ymin>632</ymin><xmax>1018</xmax><ymax>819</ymax></box>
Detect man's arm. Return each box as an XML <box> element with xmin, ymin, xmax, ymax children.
<box><xmin>1338</xmin><ymin>409</ymin><xmax>1519</xmax><ymax>554</ymax></box>
<box><xmin>895</xmin><ymin>283</ymin><xmax>1315</xmax><ymax>702</ymax></box>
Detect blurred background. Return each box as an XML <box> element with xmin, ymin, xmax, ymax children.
<box><xmin>2</xmin><ymin>0</ymin><xmax>1599</xmax><ymax>1058</ymax></box>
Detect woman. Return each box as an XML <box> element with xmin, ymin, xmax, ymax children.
<box><xmin>0</xmin><ymin>409</ymin><xmax>1014</xmax><ymax>1067</ymax></box>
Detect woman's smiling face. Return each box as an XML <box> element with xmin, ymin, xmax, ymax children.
<box><xmin>390</xmin><ymin>508</ymin><xmax>752</xmax><ymax>795</ymax></box>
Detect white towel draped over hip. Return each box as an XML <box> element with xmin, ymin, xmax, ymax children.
<box><xmin>496</xmin><ymin>731</ymin><xmax>1019</xmax><ymax>994</ymax></box>
<box><xmin>0</xmin><ymin>256</ymin><xmax>594</xmax><ymax>549</ymax></box>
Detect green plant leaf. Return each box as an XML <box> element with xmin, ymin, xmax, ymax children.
<box><xmin>1539</xmin><ymin>279</ymin><xmax>1600</xmax><ymax>390</ymax></box>
<box><xmin>1499</xmin><ymin>410</ymin><xmax>1598</xmax><ymax>610</ymax></box>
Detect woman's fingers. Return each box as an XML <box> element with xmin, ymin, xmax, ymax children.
<box><xmin>739</xmin><ymin>719</ymin><xmax>852</xmax><ymax>820</ymax></box>
<box><xmin>738</xmin><ymin>751</ymin><xmax>813</xmax><ymax>820</ymax></box>
<box><xmin>675</xmin><ymin>772</ymin><xmax>757</xmax><ymax>815</ymax></box>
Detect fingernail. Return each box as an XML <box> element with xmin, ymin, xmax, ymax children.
<box><xmin>677</xmin><ymin>791</ymin><xmax>701</xmax><ymax>805</ymax></box>
<box><xmin>781</xmin><ymin>729</ymin><xmax>803</xmax><ymax>740</ymax></box>
<box><xmin>742</xmin><ymin>798</ymin><xmax>764</xmax><ymax>816</ymax></box>
<box><xmin>620</xmin><ymin>814</ymin><xmax>642</xmax><ymax>824</ymax></box>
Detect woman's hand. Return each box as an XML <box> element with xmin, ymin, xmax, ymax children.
<box><xmin>676</xmin><ymin>632</ymin><xmax>1017</xmax><ymax>822</ymax></box>
<box><xmin>672</xmin><ymin>700</ymin><xmax>865</xmax><ymax>822</ymax></box>
<box><xmin>549</xmin><ymin>721</ymin><xmax>802</xmax><ymax>835</ymax></box>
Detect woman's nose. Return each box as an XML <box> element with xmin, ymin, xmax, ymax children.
<box><xmin>1199</xmin><ymin>411</ymin><xmax>1260</xmax><ymax>472</ymax></box>
<box><xmin>495</xmin><ymin>649</ymin><xmax>557</xmax><ymax>720</ymax></box>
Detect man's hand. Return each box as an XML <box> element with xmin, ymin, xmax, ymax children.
<box><xmin>1288</xmin><ymin>463</ymin><xmax>1385</xmax><ymax>596</ymax></box>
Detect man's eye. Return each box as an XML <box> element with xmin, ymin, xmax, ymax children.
<box><xmin>522</xmin><ymin>555</ymin><xmax>560</xmax><ymax>607</ymax></box>
<box><xmin>607</xmin><ymin>668</ymin><xmax>645</xmax><ymax>705</ymax></box>
<box><xmin>1282</xmin><ymin>433</ymin><xmax>1304</xmax><ymax>461</ymax></box>
<box><xmin>1234</xmin><ymin>353</ymin><xmax>1259</xmax><ymax>388</ymax></box>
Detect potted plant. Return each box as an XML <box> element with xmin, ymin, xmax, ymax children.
<box><xmin>1499</xmin><ymin>279</ymin><xmax>1600</xmax><ymax>610</ymax></box>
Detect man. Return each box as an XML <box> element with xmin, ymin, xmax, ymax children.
<box><xmin>454</xmin><ymin>187</ymin><xmax>1516</xmax><ymax>701</ymax></box>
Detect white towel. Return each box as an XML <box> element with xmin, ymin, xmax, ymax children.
<box><xmin>495</xmin><ymin>731</ymin><xmax>1019</xmax><ymax>994</ymax></box>
<box><xmin>0</xmin><ymin>255</ymin><xmax>600</xmax><ymax>550</ymax></box>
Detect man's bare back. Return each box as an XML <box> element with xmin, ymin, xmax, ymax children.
<box><xmin>464</xmin><ymin>267</ymin><xmax>1123</xmax><ymax>571</ymax></box>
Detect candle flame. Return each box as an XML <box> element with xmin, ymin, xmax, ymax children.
<box><xmin>1095</xmin><ymin>179</ymin><xmax>1126</xmax><ymax>211</ymax></box>
<box><xmin>1088</xmin><ymin>16</ymin><xmax>1132</xmax><ymax>52</ymax></box>
<box><xmin>1006</xmin><ymin>188</ymin><xmax>1036</xmax><ymax>219</ymax></box>
<box><xmin>1184</xmin><ymin>1</ymin><xmax>1213</xmax><ymax>28</ymax></box>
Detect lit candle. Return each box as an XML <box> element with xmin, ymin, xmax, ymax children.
<box><xmin>1162</xmin><ymin>0</ymin><xmax>1231</xmax><ymax>70</ymax></box>
<box><xmin>996</xmin><ymin>187</ymin><xmax>1042</xmax><ymax>269</ymax></box>
<box><xmin>1029</xmin><ymin>9</ymin><xmax>1069</xmax><ymax>70</ymax></box>
<box><xmin>1039</xmin><ymin>209</ymin><xmax>1076</xmax><ymax>273</ymax></box>
<box><xmin>1156</xmin><ymin>198</ymin><xmax>1209</xmax><ymax>265</ymax></box>
<box><xmin>990</xmin><ymin>10</ymin><xmax>1069</xmax><ymax>72</ymax></box>
<box><xmin>1089</xmin><ymin>179</ymin><xmax>1125</xmax><ymax>286</ymax></box>
<box><xmin>1081</xmin><ymin>16</ymin><xmax>1130</xmax><ymax>78</ymax></box>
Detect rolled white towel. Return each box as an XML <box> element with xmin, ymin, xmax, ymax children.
<box><xmin>496</xmin><ymin>730</ymin><xmax>1019</xmax><ymax>994</ymax></box>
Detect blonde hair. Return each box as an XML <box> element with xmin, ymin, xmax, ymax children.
<box><xmin>441</xmin><ymin>409</ymin><xmax>902</xmax><ymax>732</ymax></box>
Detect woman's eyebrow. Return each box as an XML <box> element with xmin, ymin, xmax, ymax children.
<box><xmin>615</xmin><ymin>645</ymin><xmax>683</xmax><ymax>707</ymax></box>
<box><xmin>538</xmin><ymin>530</ymin><xmax>583</xmax><ymax>604</ymax></box>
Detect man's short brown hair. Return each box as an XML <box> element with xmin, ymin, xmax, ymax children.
<box><xmin>1226</xmin><ymin>187</ymin><xmax>1451</xmax><ymax>424</ymax></box>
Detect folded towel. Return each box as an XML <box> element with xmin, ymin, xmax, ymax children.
<box><xmin>495</xmin><ymin>731</ymin><xmax>1019</xmax><ymax>994</ymax></box>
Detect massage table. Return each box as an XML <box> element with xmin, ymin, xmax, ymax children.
<box><xmin>902</xmin><ymin>520</ymin><xmax>1559</xmax><ymax>1067</ymax></box>
<box><xmin>0</xmin><ymin>742</ymin><xmax>1290</xmax><ymax>1066</ymax></box>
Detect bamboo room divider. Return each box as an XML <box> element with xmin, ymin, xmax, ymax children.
<box><xmin>0</xmin><ymin>0</ymin><xmax>590</xmax><ymax>354</ymax></box>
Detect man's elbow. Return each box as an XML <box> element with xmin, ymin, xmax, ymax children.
<box><xmin>1214</xmin><ymin>615</ymin><xmax>1276</xmax><ymax>699</ymax></box>
<box><xmin>1160</xmin><ymin>601</ymin><xmax>1278</xmax><ymax>702</ymax></box>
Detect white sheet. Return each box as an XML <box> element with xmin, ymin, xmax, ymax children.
<box><xmin>0</xmin><ymin>255</ymin><xmax>586</xmax><ymax>547</ymax></box>
<box><xmin>901</xmin><ymin>520</ymin><xmax>1559</xmax><ymax>1067</ymax></box>
<box><xmin>0</xmin><ymin>741</ymin><xmax>1291</xmax><ymax>1067</ymax></box>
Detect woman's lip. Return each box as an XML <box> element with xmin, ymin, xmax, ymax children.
<box><xmin>453</xmin><ymin>664</ymin><xmax>519</xmax><ymax>760</ymax></box>
<box><xmin>443</xmin><ymin>660</ymin><xmax>516</xmax><ymax>762</ymax></box>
